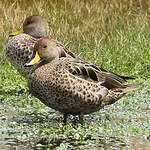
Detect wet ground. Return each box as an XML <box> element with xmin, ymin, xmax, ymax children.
<box><xmin>0</xmin><ymin>105</ymin><xmax>150</xmax><ymax>150</ymax></box>
<box><xmin>0</xmin><ymin>83</ymin><xmax>150</xmax><ymax>150</ymax></box>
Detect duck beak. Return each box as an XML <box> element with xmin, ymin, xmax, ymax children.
<box><xmin>24</xmin><ymin>51</ymin><xmax>41</xmax><ymax>67</ymax></box>
<box><xmin>9</xmin><ymin>28</ymin><xmax>24</xmax><ymax>37</ymax></box>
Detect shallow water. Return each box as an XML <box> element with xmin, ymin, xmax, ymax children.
<box><xmin>1</xmin><ymin>109</ymin><xmax>150</xmax><ymax>150</ymax></box>
<box><xmin>0</xmin><ymin>85</ymin><xmax>149</xmax><ymax>149</ymax></box>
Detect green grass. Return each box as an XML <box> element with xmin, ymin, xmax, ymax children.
<box><xmin>0</xmin><ymin>0</ymin><xmax>150</xmax><ymax>149</ymax></box>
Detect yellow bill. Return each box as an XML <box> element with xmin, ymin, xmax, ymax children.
<box><xmin>24</xmin><ymin>51</ymin><xmax>41</xmax><ymax>67</ymax></box>
<box><xmin>9</xmin><ymin>28</ymin><xmax>24</xmax><ymax>37</ymax></box>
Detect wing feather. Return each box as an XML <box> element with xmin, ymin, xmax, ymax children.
<box><xmin>54</xmin><ymin>40</ymin><xmax>135</xmax><ymax>89</ymax></box>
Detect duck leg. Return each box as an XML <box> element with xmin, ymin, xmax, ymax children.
<box><xmin>79</xmin><ymin>113</ymin><xmax>84</xmax><ymax>123</ymax></box>
<box><xmin>63</xmin><ymin>113</ymin><xmax>68</xmax><ymax>124</ymax></box>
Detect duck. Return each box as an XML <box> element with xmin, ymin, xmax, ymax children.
<box><xmin>24</xmin><ymin>37</ymin><xmax>142</xmax><ymax>123</ymax></box>
<box><xmin>6</xmin><ymin>15</ymin><xmax>135</xmax><ymax>85</ymax></box>
<box><xmin>6</xmin><ymin>15</ymin><xmax>80</xmax><ymax>77</ymax></box>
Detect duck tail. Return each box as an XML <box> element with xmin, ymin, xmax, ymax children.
<box><xmin>122</xmin><ymin>82</ymin><xmax>143</xmax><ymax>93</ymax></box>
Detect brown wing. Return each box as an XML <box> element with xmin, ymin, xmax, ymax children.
<box><xmin>53</xmin><ymin>39</ymin><xmax>135</xmax><ymax>86</ymax></box>
<box><xmin>92</xmin><ymin>65</ymin><xmax>135</xmax><ymax>82</ymax></box>
<box><xmin>62</xmin><ymin>58</ymin><xmax>125</xmax><ymax>89</ymax></box>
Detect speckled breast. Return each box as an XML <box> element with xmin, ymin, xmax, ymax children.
<box><xmin>28</xmin><ymin>62</ymin><xmax>103</xmax><ymax>115</ymax></box>
<box><xmin>6</xmin><ymin>34</ymin><xmax>37</xmax><ymax>77</ymax></box>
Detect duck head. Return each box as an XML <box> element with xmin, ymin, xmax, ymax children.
<box><xmin>9</xmin><ymin>15</ymin><xmax>49</xmax><ymax>38</ymax></box>
<box><xmin>24</xmin><ymin>37</ymin><xmax>60</xmax><ymax>67</ymax></box>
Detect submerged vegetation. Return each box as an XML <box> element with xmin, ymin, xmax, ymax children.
<box><xmin>0</xmin><ymin>0</ymin><xmax>150</xmax><ymax>149</ymax></box>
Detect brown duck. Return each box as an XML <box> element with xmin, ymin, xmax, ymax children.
<box><xmin>24</xmin><ymin>37</ymin><xmax>142</xmax><ymax>123</ymax></box>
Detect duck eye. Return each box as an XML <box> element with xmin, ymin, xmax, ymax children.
<box><xmin>26</xmin><ymin>21</ymin><xmax>30</xmax><ymax>25</ymax></box>
<box><xmin>43</xmin><ymin>45</ymin><xmax>47</xmax><ymax>48</ymax></box>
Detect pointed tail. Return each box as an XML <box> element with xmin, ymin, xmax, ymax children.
<box><xmin>122</xmin><ymin>82</ymin><xmax>143</xmax><ymax>94</ymax></box>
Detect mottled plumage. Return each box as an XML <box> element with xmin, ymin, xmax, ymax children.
<box><xmin>6</xmin><ymin>34</ymin><xmax>36</xmax><ymax>76</ymax></box>
<box><xmin>6</xmin><ymin>33</ymin><xmax>80</xmax><ymax>77</ymax></box>
<box><xmin>25</xmin><ymin>38</ymin><xmax>141</xmax><ymax>123</ymax></box>
<box><xmin>6</xmin><ymin>15</ymin><xmax>80</xmax><ymax>77</ymax></box>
